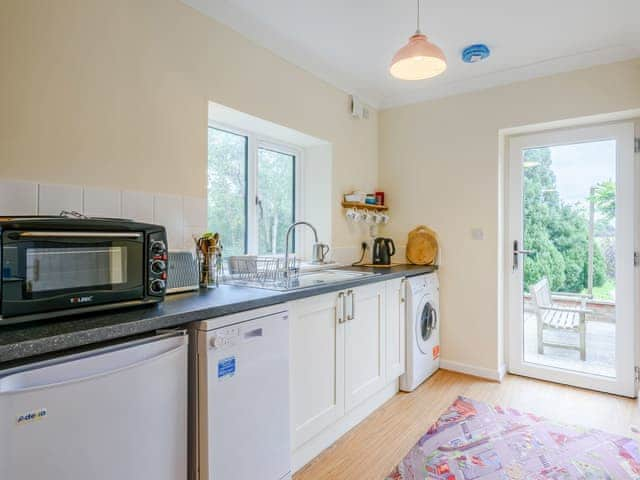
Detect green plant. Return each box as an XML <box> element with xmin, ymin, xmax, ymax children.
<box><xmin>523</xmin><ymin>148</ymin><xmax>608</xmax><ymax>294</ymax></box>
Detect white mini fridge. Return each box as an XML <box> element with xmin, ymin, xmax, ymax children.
<box><xmin>191</xmin><ymin>304</ymin><xmax>291</xmax><ymax>480</ymax></box>
<box><xmin>0</xmin><ymin>331</ymin><xmax>188</xmax><ymax>480</ymax></box>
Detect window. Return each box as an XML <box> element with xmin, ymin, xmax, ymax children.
<box><xmin>207</xmin><ymin>126</ymin><xmax>299</xmax><ymax>257</ymax></box>
<box><xmin>207</xmin><ymin>127</ymin><xmax>248</xmax><ymax>257</ymax></box>
<box><xmin>257</xmin><ymin>147</ymin><xmax>296</xmax><ymax>255</ymax></box>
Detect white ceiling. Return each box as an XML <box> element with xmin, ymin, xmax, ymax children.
<box><xmin>182</xmin><ymin>0</ymin><xmax>640</xmax><ymax>109</ymax></box>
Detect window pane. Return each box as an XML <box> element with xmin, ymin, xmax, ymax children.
<box><xmin>522</xmin><ymin>140</ymin><xmax>617</xmax><ymax>377</ymax></box>
<box><xmin>257</xmin><ymin>148</ymin><xmax>295</xmax><ymax>255</ymax></box>
<box><xmin>207</xmin><ymin>128</ymin><xmax>247</xmax><ymax>257</ymax></box>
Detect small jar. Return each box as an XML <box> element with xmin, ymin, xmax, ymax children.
<box><xmin>198</xmin><ymin>246</ymin><xmax>222</xmax><ymax>288</ymax></box>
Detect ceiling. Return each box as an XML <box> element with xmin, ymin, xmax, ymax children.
<box><xmin>182</xmin><ymin>0</ymin><xmax>640</xmax><ymax>109</ymax></box>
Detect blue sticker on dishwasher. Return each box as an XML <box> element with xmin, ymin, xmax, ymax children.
<box><xmin>217</xmin><ymin>356</ymin><xmax>236</xmax><ymax>379</ymax></box>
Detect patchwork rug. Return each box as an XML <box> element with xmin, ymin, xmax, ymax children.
<box><xmin>386</xmin><ymin>396</ymin><xmax>640</xmax><ymax>479</ymax></box>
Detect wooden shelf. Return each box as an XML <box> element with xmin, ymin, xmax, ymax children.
<box><xmin>341</xmin><ymin>201</ymin><xmax>388</xmax><ymax>211</ymax></box>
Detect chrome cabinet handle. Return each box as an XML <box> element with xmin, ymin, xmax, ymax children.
<box><xmin>337</xmin><ymin>291</ymin><xmax>345</xmax><ymax>324</ymax></box>
<box><xmin>400</xmin><ymin>278</ymin><xmax>406</xmax><ymax>303</ymax></box>
<box><xmin>346</xmin><ymin>289</ymin><xmax>355</xmax><ymax>321</ymax></box>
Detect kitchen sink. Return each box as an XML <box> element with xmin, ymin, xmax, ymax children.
<box><xmin>224</xmin><ymin>269</ymin><xmax>378</xmax><ymax>291</ymax></box>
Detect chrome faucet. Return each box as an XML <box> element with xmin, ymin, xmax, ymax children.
<box><xmin>283</xmin><ymin>221</ymin><xmax>319</xmax><ymax>278</ymax></box>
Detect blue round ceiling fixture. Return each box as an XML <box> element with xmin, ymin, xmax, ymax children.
<box><xmin>461</xmin><ymin>44</ymin><xmax>491</xmax><ymax>63</ymax></box>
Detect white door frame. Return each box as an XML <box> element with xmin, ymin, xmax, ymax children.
<box><xmin>506</xmin><ymin>122</ymin><xmax>636</xmax><ymax>397</ymax></box>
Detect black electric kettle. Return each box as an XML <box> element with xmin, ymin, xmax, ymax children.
<box><xmin>372</xmin><ymin>237</ymin><xmax>396</xmax><ymax>265</ymax></box>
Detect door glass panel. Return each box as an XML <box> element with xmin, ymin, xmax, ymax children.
<box><xmin>207</xmin><ymin>127</ymin><xmax>248</xmax><ymax>257</ymax></box>
<box><xmin>522</xmin><ymin>140</ymin><xmax>616</xmax><ymax>377</ymax></box>
<box><xmin>257</xmin><ymin>148</ymin><xmax>295</xmax><ymax>255</ymax></box>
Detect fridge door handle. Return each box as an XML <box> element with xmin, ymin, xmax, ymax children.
<box><xmin>0</xmin><ymin>334</ymin><xmax>187</xmax><ymax>394</ymax></box>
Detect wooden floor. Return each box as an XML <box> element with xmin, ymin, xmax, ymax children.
<box><xmin>293</xmin><ymin>369</ymin><xmax>640</xmax><ymax>480</ymax></box>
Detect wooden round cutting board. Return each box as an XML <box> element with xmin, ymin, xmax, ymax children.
<box><xmin>406</xmin><ymin>225</ymin><xmax>438</xmax><ymax>265</ymax></box>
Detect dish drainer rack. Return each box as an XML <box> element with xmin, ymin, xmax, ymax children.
<box><xmin>225</xmin><ymin>255</ymin><xmax>299</xmax><ymax>285</ymax></box>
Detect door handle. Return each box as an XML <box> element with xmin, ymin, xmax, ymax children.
<box><xmin>18</xmin><ymin>231</ymin><xmax>143</xmax><ymax>239</ymax></box>
<box><xmin>337</xmin><ymin>291</ymin><xmax>345</xmax><ymax>324</ymax></box>
<box><xmin>400</xmin><ymin>278</ymin><xmax>406</xmax><ymax>303</ymax></box>
<box><xmin>346</xmin><ymin>289</ymin><xmax>354</xmax><ymax>321</ymax></box>
<box><xmin>512</xmin><ymin>240</ymin><xmax>535</xmax><ymax>271</ymax></box>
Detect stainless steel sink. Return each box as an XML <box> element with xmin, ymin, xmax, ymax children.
<box><xmin>224</xmin><ymin>269</ymin><xmax>377</xmax><ymax>291</ymax></box>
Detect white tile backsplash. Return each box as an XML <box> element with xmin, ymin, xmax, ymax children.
<box><xmin>183</xmin><ymin>225</ymin><xmax>206</xmax><ymax>252</ymax></box>
<box><xmin>122</xmin><ymin>190</ymin><xmax>154</xmax><ymax>223</ymax></box>
<box><xmin>154</xmin><ymin>194</ymin><xmax>184</xmax><ymax>250</ymax></box>
<box><xmin>83</xmin><ymin>187</ymin><xmax>122</xmax><ymax>218</ymax></box>
<box><xmin>183</xmin><ymin>196</ymin><xmax>206</xmax><ymax>227</ymax></box>
<box><xmin>38</xmin><ymin>183</ymin><xmax>83</xmax><ymax>216</ymax></box>
<box><xmin>0</xmin><ymin>180</ymin><xmax>38</xmax><ymax>215</ymax></box>
<box><xmin>1</xmin><ymin>179</ymin><xmax>201</xmax><ymax>251</ymax></box>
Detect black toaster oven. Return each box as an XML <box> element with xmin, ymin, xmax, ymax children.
<box><xmin>0</xmin><ymin>216</ymin><xmax>168</xmax><ymax>325</ymax></box>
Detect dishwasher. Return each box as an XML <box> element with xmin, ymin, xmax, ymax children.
<box><xmin>0</xmin><ymin>330</ymin><xmax>188</xmax><ymax>480</ymax></box>
<box><xmin>191</xmin><ymin>304</ymin><xmax>290</xmax><ymax>480</ymax></box>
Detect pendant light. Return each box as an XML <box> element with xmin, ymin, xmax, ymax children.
<box><xmin>390</xmin><ymin>0</ymin><xmax>447</xmax><ymax>80</ymax></box>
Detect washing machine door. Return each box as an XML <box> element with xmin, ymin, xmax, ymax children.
<box><xmin>416</xmin><ymin>297</ymin><xmax>438</xmax><ymax>354</ymax></box>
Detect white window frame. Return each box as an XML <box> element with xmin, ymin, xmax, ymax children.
<box><xmin>208</xmin><ymin>121</ymin><xmax>304</xmax><ymax>256</ymax></box>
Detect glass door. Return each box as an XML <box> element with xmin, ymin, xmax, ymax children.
<box><xmin>507</xmin><ymin>122</ymin><xmax>636</xmax><ymax>397</ymax></box>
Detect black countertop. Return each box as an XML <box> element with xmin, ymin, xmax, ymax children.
<box><xmin>0</xmin><ymin>265</ymin><xmax>436</xmax><ymax>366</ymax></box>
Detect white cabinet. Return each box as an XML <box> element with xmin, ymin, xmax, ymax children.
<box><xmin>289</xmin><ymin>277</ymin><xmax>406</xmax><ymax>465</ymax></box>
<box><xmin>385</xmin><ymin>278</ymin><xmax>406</xmax><ymax>381</ymax></box>
<box><xmin>344</xmin><ymin>283</ymin><xmax>386</xmax><ymax>411</ymax></box>
<box><xmin>290</xmin><ymin>292</ymin><xmax>345</xmax><ymax>449</ymax></box>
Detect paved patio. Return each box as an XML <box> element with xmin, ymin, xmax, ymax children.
<box><xmin>523</xmin><ymin>300</ymin><xmax>616</xmax><ymax>378</ymax></box>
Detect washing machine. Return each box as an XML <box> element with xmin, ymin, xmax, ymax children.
<box><xmin>400</xmin><ymin>272</ymin><xmax>440</xmax><ymax>392</ymax></box>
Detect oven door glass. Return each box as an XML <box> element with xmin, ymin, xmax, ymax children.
<box><xmin>1</xmin><ymin>231</ymin><xmax>144</xmax><ymax>318</ymax></box>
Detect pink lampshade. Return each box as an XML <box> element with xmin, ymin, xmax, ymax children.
<box><xmin>390</xmin><ymin>33</ymin><xmax>447</xmax><ymax>80</ymax></box>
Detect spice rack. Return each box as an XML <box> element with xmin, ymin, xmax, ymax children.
<box><xmin>341</xmin><ymin>201</ymin><xmax>388</xmax><ymax>211</ymax></box>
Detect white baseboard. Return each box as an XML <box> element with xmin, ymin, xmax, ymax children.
<box><xmin>440</xmin><ymin>359</ymin><xmax>504</xmax><ymax>382</ymax></box>
<box><xmin>292</xmin><ymin>380</ymin><xmax>399</xmax><ymax>473</ymax></box>
<box><xmin>498</xmin><ymin>363</ymin><xmax>508</xmax><ymax>381</ymax></box>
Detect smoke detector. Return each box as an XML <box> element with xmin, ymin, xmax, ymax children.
<box><xmin>461</xmin><ymin>44</ymin><xmax>491</xmax><ymax>63</ymax></box>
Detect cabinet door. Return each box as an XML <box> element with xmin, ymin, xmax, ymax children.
<box><xmin>385</xmin><ymin>278</ymin><xmax>406</xmax><ymax>381</ymax></box>
<box><xmin>289</xmin><ymin>292</ymin><xmax>345</xmax><ymax>449</ymax></box>
<box><xmin>344</xmin><ymin>282</ymin><xmax>386</xmax><ymax>411</ymax></box>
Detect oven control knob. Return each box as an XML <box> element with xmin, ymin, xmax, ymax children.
<box><xmin>150</xmin><ymin>260</ymin><xmax>166</xmax><ymax>274</ymax></box>
<box><xmin>151</xmin><ymin>240</ymin><xmax>167</xmax><ymax>255</ymax></box>
<box><xmin>149</xmin><ymin>279</ymin><xmax>166</xmax><ymax>294</ymax></box>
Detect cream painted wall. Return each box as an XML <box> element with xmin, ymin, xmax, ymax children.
<box><xmin>379</xmin><ymin>59</ymin><xmax>640</xmax><ymax>373</ymax></box>
<box><xmin>0</xmin><ymin>0</ymin><xmax>378</xmax><ymax>250</ymax></box>
<box><xmin>3</xmin><ymin>0</ymin><xmax>640</xmax><ymax>376</ymax></box>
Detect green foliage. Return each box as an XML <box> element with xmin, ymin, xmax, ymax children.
<box><xmin>207</xmin><ymin>128</ymin><xmax>296</xmax><ymax>257</ymax></box>
<box><xmin>590</xmin><ymin>180</ymin><xmax>615</xmax><ymax>221</ymax></box>
<box><xmin>523</xmin><ymin>147</ymin><xmax>608</xmax><ymax>294</ymax></box>
<box><xmin>207</xmin><ymin>128</ymin><xmax>247</xmax><ymax>257</ymax></box>
<box><xmin>257</xmin><ymin>149</ymin><xmax>295</xmax><ymax>255</ymax></box>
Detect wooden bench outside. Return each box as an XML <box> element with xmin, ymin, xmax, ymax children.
<box><xmin>530</xmin><ymin>277</ymin><xmax>591</xmax><ymax>361</ymax></box>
